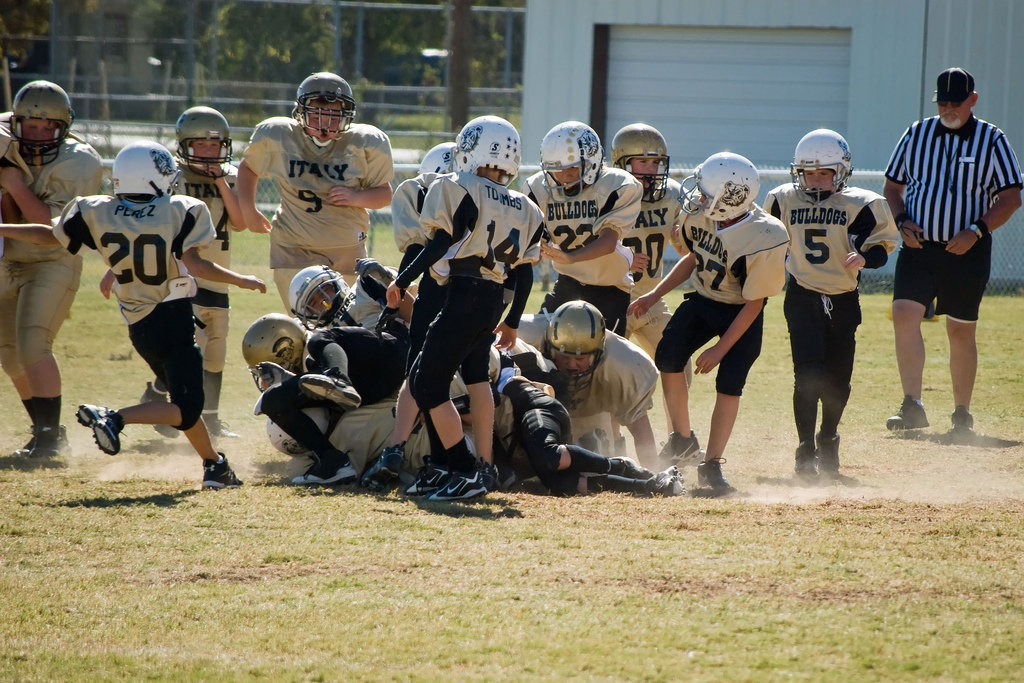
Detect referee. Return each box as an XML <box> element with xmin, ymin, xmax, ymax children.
<box><xmin>883</xmin><ymin>67</ymin><xmax>1022</xmax><ymax>436</ymax></box>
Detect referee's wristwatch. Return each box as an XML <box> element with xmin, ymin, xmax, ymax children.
<box><xmin>967</xmin><ymin>224</ymin><xmax>983</xmax><ymax>239</ymax></box>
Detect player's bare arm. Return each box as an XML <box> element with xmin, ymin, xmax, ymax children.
<box><xmin>694</xmin><ymin>298</ymin><xmax>765</xmax><ymax>375</ymax></box>
<box><xmin>627</xmin><ymin>252</ymin><xmax>696</xmax><ymax>317</ymax></box>
<box><xmin>0</xmin><ymin>166</ymin><xmax>52</xmax><ymax>224</ymax></box>
<box><xmin>213</xmin><ymin>174</ymin><xmax>257</xmax><ymax>233</ymax></box>
<box><xmin>181</xmin><ymin>247</ymin><xmax>267</xmax><ymax>293</ymax></box>
<box><xmin>235</xmin><ymin>160</ymin><xmax>272</xmax><ymax>233</ymax></box>
<box><xmin>540</xmin><ymin>227</ymin><xmax>618</xmax><ymax>264</ymax></box>
<box><xmin>0</xmin><ymin>222</ymin><xmax>59</xmax><ymax>245</ymax></box>
<box><xmin>624</xmin><ymin>413</ymin><xmax>657</xmax><ymax>463</ymax></box>
<box><xmin>325</xmin><ymin>182</ymin><xmax>393</xmax><ymax>209</ymax></box>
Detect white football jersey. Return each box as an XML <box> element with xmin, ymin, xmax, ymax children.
<box><xmin>53</xmin><ymin>194</ymin><xmax>215</xmax><ymax>324</ymax></box>
<box><xmin>421</xmin><ymin>171</ymin><xmax>544</xmax><ymax>284</ymax></box>
<box><xmin>391</xmin><ymin>171</ymin><xmax>449</xmax><ymax>253</ymax></box>
<box><xmin>764</xmin><ymin>184</ymin><xmax>898</xmax><ymax>295</ymax></box>
<box><xmin>525</xmin><ymin>166</ymin><xmax>642</xmax><ymax>291</ymax></box>
<box><xmin>243</xmin><ymin>116</ymin><xmax>393</xmax><ymax>250</ymax></box>
<box><xmin>676</xmin><ymin>205</ymin><xmax>789</xmax><ymax>304</ymax></box>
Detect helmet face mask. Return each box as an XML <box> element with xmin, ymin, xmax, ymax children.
<box><xmin>453</xmin><ymin>115</ymin><xmax>521</xmax><ymax>186</ymax></box>
<box><xmin>12</xmin><ymin>80</ymin><xmax>75</xmax><ymax>165</ymax></box>
<box><xmin>540</xmin><ymin>121</ymin><xmax>604</xmax><ymax>199</ymax></box>
<box><xmin>611</xmin><ymin>123</ymin><xmax>670</xmax><ymax>202</ymax></box>
<box><xmin>790</xmin><ymin>128</ymin><xmax>852</xmax><ymax>202</ymax></box>
<box><xmin>175</xmin><ymin>106</ymin><xmax>232</xmax><ymax>177</ymax></box>
<box><xmin>289</xmin><ymin>266</ymin><xmax>352</xmax><ymax>329</ymax></box>
<box><xmin>544</xmin><ymin>300</ymin><xmax>605</xmax><ymax>399</ymax></box>
<box><xmin>112</xmin><ymin>141</ymin><xmax>182</xmax><ymax>200</ymax></box>
<box><xmin>242</xmin><ymin>313</ymin><xmax>308</xmax><ymax>388</ymax></box>
<box><xmin>679</xmin><ymin>152</ymin><xmax>759</xmax><ymax>223</ymax></box>
<box><xmin>294</xmin><ymin>72</ymin><xmax>356</xmax><ymax>144</ymax></box>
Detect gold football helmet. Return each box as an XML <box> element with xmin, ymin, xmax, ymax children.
<box><xmin>544</xmin><ymin>300</ymin><xmax>605</xmax><ymax>387</ymax></box>
<box><xmin>294</xmin><ymin>72</ymin><xmax>356</xmax><ymax>143</ymax></box>
<box><xmin>241</xmin><ymin>313</ymin><xmax>308</xmax><ymax>375</ymax></box>
<box><xmin>611</xmin><ymin>123</ymin><xmax>670</xmax><ymax>202</ymax></box>
<box><xmin>175</xmin><ymin>106</ymin><xmax>232</xmax><ymax>176</ymax></box>
<box><xmin>12</xmin><ymin>80</ymin><xmax>75</xmax><ymax>165</ymax></box>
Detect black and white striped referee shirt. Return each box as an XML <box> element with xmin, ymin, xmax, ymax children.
<box><xmin>884</xmin><ymin>115</ymin><xmax>1022</xmax><ymax>243</ymax></box>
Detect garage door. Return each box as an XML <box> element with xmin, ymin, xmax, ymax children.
<box><xmin>605</xmin><ymin>25</ymin><xmax>851</xmax><ymax>170</ymax></box>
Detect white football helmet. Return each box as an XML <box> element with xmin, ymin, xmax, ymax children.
<box><xmin>418</xmin><ymin>141</ymin><xmax>457</xmax><ymax>175</ymax></box>
<box><xmin>266</xmin><ymin>407</ymin><xmax>331</xmax><ymax>457</ymax></box>
<box><xmin>453</xmin><ymin>115</ymin><xmax>521</xmax><ymax>186</ymax></box>
<box><xmin>540</xmin><ymin>121</ymin><xmax>603</xmax><ymax>198</ymax></box>
<box><xmin>288</xmin><ymin>266</ymin><xmax>353</xmax><ymax>329</ymax></box>
<box><xmin>679</xmin><ymin>152</ymin><xmax>759</xmax><ymax>222</ymax></box>
<box><xmin>111</xmin><ymin>141</ymin><xmax>182</xmax><ymax>198</ymax></box>
<box><xmin>790</xmin><ymin>128</ymin><xmax>852</xmax><ymax>200</ymax></box>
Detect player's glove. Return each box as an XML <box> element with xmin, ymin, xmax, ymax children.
<box><xmin>355</xmin><ymin>258</ymin><xmax>395</xmax><ymax>285</ymax></box>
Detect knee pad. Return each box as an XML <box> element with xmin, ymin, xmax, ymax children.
<box><xmin>170</xmin><ymin>389</ymin><xmax>204</xmax><ymax>430</ymax></box>
<box><xmin>0</xmin><ymin>343</ymin><xmax>23</xmax><ymax>379</ymax></box>
<box><xmin>17</xmin><ymin>326</ymin><xmax>56</xmax><ymax>367</ymax></box>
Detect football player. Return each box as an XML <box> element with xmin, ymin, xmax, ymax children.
<box><xmin>245</xmin><ymin>264</ymin><xmax>412</xmax><ymax>485</ymax></box>
<box><xmin>373</xmin><ymin>141</ymin><xmax>457</xmax><ymax>484</ymax></box>
<box><xmin>386</xmin><ymin>115</ymin><xmax>545</xmax><ymax>500</ymax></box>
<box><xmin>236</xmin><ymin>72</ymin><xmax>394</xmax><ymax>308</ymax></box>
<box><xmin>764</xmin><ymin>129</ymin><xmax>897</xmax><ymax>479</ymax></box>
<box><xmin>527</xmin><ymin>121</ymin><xmax>645</xmax><ymax>335</ymax></box>
<box><xmin>0</xmin><ymin>80</ymin><xmax>103</xmax><ymax>458</ymax></box>
<box><xmin>0</xmin><ymin>141</ymin><xmax>267</xmax><ymax>489</ymax></box>
<box><xmin>612</xmin><ymin>123</ymin><xmax>692</xmax><ymax>460</ymax></box>
<box><xmin>492</xmin><ymin>354</ymin><xmax>685</xmax><ymax>497</ymax></box>
<box><xmin>514</xmin><ymin>301</ymin><xmax>660</xmax><ymax>468</ymax></box>
<box><xmin>107</xmin><ymin>106</ymin><xmax>255</xmax><ymax>440</ymax></box>
<box><xmin>629</xmin><ymin>152</ymin><xmax>789</xmax><ymax>495</ymax></box>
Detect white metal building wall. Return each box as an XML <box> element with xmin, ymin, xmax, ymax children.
<box><xmin>605</xmin><ymin>25</ymin><xmax>851</xmax><ymax>169</ymax></box>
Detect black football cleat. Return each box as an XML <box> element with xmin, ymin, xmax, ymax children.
<box><xmin>886</xmin><ymin>396</ymin><xmax>928</xmax><ymax>431</ymax></box>
<box><xmin>76</xmin><ymin>404</ymin><xmax>125</xmax><ymax>455</ymax></box>
<box><xmin>202</xmin><ymin>455</ymin><xmax>243</xmax><ymax>489</ymax></box>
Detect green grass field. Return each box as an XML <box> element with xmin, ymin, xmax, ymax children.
<box><xmin>3</xmin><ymin>227</ymin><xmax>1024</xmax><ymax>679</ymax></box>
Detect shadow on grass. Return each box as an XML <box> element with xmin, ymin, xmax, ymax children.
<box><xmin>0</xmin><ymin>454</ymin><xmax>70</xmax><ymax>472</ymax></box>
<box><xmin>53</xmin><ymin>489</ymin><xmax>201</xmax><ymax>508</ymax></box>
<box><xmin>753</xmin><ymin>473</ymin><xmax>869</xmax><ymax>489</ymax></box>
<box><xmin>889</xmin><ymin>430</ymin><xmax>1021</xmax><ymax>448</ymax></box>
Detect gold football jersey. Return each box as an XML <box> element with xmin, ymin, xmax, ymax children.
<box><xmin>391</xmin><ymin>171</ymin><xmax>448</xmax><ymax>253</ymax></box>
<box><xmin>515</xmin><ymin>315</ymin><xmax>656</xmax><ymax>425</ymax></box>
<box><xmin>525</xmin><ymin>166</ymin><xmax>642</xmax><ymax>291</ymax></box>
<box><xmin>0</xmin><ymin>129</ymin><xmax>103</xmax><ymax>264</ymax></box>
<box><xmin>243</xmin><ymin>117</ymin><xmax>393</xmax><ymax>250</ymax></box>
<box><xmin>676</xmin><ymin>205</ymin><xmax>789</xmax><ymax>304</ymax></box>
<box><xmin>53</xmin><ymin>194</ymin><xmax>215</xmax><ymax>324</ymax></box>
<box><xmin>764</xmin><ymin>184</ymin><xmax>898</xmax><ymax>295</ymax></box>
<box><xmin>626</xmin><ymin>176</ymin><xmax>682</xmax><ymax>297</ymax></box>
<box><xmin>421</xmin><ymin>171</ymin><xmax>545</xmax><ymax>285</ymax></box>
<box><xmin>177</xmin><ymin>164</ymin><xmax>240</xmax><ymax>295</ymax></box>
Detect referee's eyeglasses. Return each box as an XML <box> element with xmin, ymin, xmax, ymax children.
<box><xmin>937</xmin><ymin>99</ymin><xmax>965</xmax><ymax>108</ymax></box>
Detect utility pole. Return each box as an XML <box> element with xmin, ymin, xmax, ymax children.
<box><xmin>446</xmin><ymin>0</ymin><xmax>471</xmax><ymax>132</ymax></box>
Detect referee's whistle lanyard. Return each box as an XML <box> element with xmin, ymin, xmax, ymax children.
<box><xmin>945</xmin><ymin>135</ymin><xmax>959</xmax><ymax>193</ymax></box>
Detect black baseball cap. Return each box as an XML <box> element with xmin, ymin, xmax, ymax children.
<box><xmin>933</xmin><ymin>67</ymin><xmax>975</xmax><ymax>102</ymax></box>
